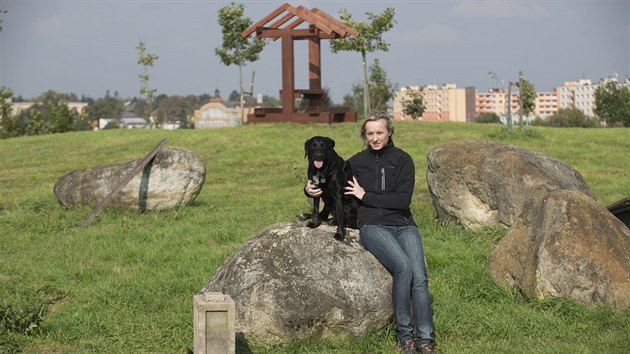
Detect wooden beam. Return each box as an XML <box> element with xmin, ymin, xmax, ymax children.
<box><xmin>268</xmin><ymin>12</ymin><xmax>295</xmax><ymax>29</ymax></box>
<box><xmin>307</xmin><ymin>8</ymin><xmax>346</xmax><ymax>36</ymax></box>
<box><xmin>242</xmin><ymin>2</ymin><xmax>291</xmax><ymax>38</ymax></box>
<box><xmin>312</xmin><ymin>8</ymin><xmax>360</xmax><ymax>38</ymax></box>
<box><xmin>294</xmin><ymin>6</ymin><xmax>334</xmax><ymax>35</ymax></box>
<box><xmin>258</xmin><ymin>28</ymin><xmax>323</xmax><ymax>39</ymax></box>
<box><xmin>270</xmin><ymin>16</ymin><xmax>305</xmax><ymax>41</ymax></box>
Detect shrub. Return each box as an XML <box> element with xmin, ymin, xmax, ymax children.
<box><xmin>477</xmin><ymin>112</ymin><xmax>501</xmax><ymax>123</ymax></box>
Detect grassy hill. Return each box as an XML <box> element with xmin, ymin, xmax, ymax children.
<box><xmin>1</xmin><ymin>122</ymin><xmax>629</xmax><ymax>353</ymax></box>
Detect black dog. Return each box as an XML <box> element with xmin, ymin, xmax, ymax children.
<box><xmin>302</xmin><ymin>136</ymin><xmax>359</xmax><ymax>241</ymax></box>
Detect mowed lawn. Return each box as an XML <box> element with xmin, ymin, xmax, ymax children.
<box><xmin>1</xmin><ymin>122</ymin><xmax>629</xmax><ymax>353</ymax></box>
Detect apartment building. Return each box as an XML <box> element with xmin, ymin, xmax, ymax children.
<box><xmin>393</xmin><ymin>83</ymin><xmax>475</xmax><ymax>122</ymax></box>
<box><xmin>400</xmin><ymin>85</ymin><xmax>554</xmax><ymax>122</ymax></box>
<box><xmin>476</xmin><ymin>88</ymin><xmax>510</xmax><ymax>117</ymax></box>
<box><xmin>557</xmin><ymin>79</ymin><xmax>597</xmax><ymax>117</ymax></box>
<box><xmin>534</xmin><ymin>92</ymin><xmax>557</xmax><ymax>117</ymax></box>
<box><xmin>556</xmin><ymin>77</ymin><xmax>630</xmax><ymax>117</ymax></box>
<box><xmin>475</xmin><ymin>89</ymin><xmax>558</xmax><ymax>119</ymax></box>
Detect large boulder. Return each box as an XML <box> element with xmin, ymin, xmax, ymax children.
<box><xmin>200</xmin><ymin>221</ymin><xmax>393</xmax><ymax>344</ymax></box>
<box><xmin>488</xmin><ymin>190</ymin><xmax>630</xmax><ymax>310</ymax></box>
<box><xmin>426</xmin><ymin>139</ymin><xmax>596</xmax><ymax>230</ymax></box>
<box><xmin>54</xmin><ymin>146</ymin><xmax>205</xmax><ymax>211</ymax></box>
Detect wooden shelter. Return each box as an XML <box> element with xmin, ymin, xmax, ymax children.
<box><xmin>242</xmin><ymin>3</ymin><xmax>359</xmax><ymax>123</ymax></box>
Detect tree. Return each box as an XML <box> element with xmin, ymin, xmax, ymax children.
<box><xmin>137</xmin><ymin>41</ymin><xmax>159</xmax><ymax>119</ymax></box>
<box><xmin>48</xmin><ymin>101</ymin><xmax>74</xmax><ymax>133</ymax></box>
<box><xmin>368</xmin><ymin>58</ymin><xmax>395</xmax><ymax>112</ymax></box>
<box><xmin>477</xmin><ymin>112</ymin><xmax>501</xmax><ymax>124</ymax></box>
<box><xmin>0</xmin><ymin>8</ymin><xmax>6</xmax><ymax>32</ymax></box>
<box><xmin>547</xmin><ymin>107</ymin><xmax>598</xmax><ymax>128</ymax></box>
<box><xmin>254</xmin><ymin>94</ymin><xmax>281</xmax><ymax>108</ymax></box>
<box><xmin>131</xmin><ymin>98</ymin><xmax>150</xmax><ymax>119</ymax></box>
<box><xmin>342</xmin><ymin>59</ymin><xmax>394</xmax><ymax>119</ymax></box>
<box><xmin>401</xmin><ymin>87</ymin><xmax>425</xmax><ymax>120</ymax></box>
<box><xmin>342</xmin><ymin>83</ymin><xmax>364</xmax><ymax>118</ymax></box>
<box><xmin>72</xmin><ymin>111</ymin><xmax>92</xmax><ymax>131</ymax></box>
<box><xmin>26</xmin><ymin>109</ymin><xmax>48</xmax><ymax>135</ymax></box>
<box><xmin>215</xmin><ymin>2</ymin><xmax>266</xmax><ymax>125</ymax></box>
<box><xmin>517</xmin><ymin>71</ymin><xmax>536</xmax><ymax>129</ymax></box>
<box><xmin>330</xmin><ymin>7</ymin><xmax>395</xmax><ymax>119</ymax></box>
<box><xmin>35</xmin><ymin>90</ymin><xmax>77</xmax><ymax>105</ymax></box>
<box><xmin>155</xmin><ymin>95</ymin><xmax>199</xmax><ymax>124</ymax></box>
<box><xmin>86</xmin><ymin>95</ymin><xmax>124</xmax><ymax>121</ymax></box>
<box><xmin>0</xmin><ymin>86</ymin><xmax>18</xmax><ymax>138</ymax></box>
<box><xmin>594</xmin><ymin>79</ymin><xmax>630</xmax><ymax>127</ymax></box>
<box><xmin>228</xmin><ymin>89</ymin><xmax>240</xmax><ymax>102</ymax></box>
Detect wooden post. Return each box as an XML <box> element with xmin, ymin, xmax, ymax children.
<box><xmin>78</xmin><ymin>138</ymin><xmax>168</xmax><ymax>229</ymax></box>
<box><xmin>281</xmin><ymin>33</ymin><xmax>295</xmax><ymax>114</ymax></box>
<box><xmin>308</xmin><ymin>34</ymin><xmax>322</xmax><ymax>107</ymax></box>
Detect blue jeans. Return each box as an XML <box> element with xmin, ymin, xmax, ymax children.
<box><xmin>359</xmin><ymin>225</ymin><xmax>435</xmax><ymax>345</ymax></box>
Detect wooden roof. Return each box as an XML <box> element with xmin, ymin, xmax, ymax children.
<box><xmin>241</xmin><ymin>3</ymin><xmax>359</xmax><ymax>40</ymax></box>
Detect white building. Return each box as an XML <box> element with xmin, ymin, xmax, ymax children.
<box><xmin>557</xmin><ymin>79</ymin><xmax>597</xmax><ymax>117</ymax></box>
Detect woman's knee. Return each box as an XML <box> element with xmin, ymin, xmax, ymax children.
<box><xmin>393</xmin><ymin>258</ymin><xmax>413</xmax><ymax>280</ymax></box>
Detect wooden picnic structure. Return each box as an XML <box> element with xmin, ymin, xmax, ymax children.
<box><xmin>241</xmin><ymin>3</ymin><xmax>359</xmax><ymax>124</ymax></box>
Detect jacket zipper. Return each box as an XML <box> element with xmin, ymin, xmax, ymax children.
<box><xmin>374</xmin><ymin>153</ymin><xmax>380</xmax><ymax>191</ymax></box>
<box><xmin>375</xmin><ymin>152</ymin><xmax>386</xmax><ymax>191</ymax></box>
<box><xmin>381</xmin><ymin>167</ymin><xmax>385</xmax><ymax>190</ymax></box>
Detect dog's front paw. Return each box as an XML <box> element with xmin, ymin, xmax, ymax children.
<box><xmin>298</xmin><ymin>213</ymin><xmax>312</xmax><ymax>221</ymax></box>
<box><xmin>333</xmin><ymin>232</ymin><xmax>345</xmax><ymax>242</ymax></box>
<box><xmin>306</xmin><ymin>220</ymin><xmax>321</xmax><ymax>228</ymax></box>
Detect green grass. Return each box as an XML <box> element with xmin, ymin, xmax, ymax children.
<box><xmin>1</xmin><ymin>123</ymin><xmax>629</xmax><ymax>353</ymax></box>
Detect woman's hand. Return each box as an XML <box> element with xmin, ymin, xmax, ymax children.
<box><xmin>344</xmin><ymin>176</ymin><xmax>365</xmax><ymax>200</ymax></box>
<box><xmin>305</xmin><ymin>180</ymin><xmax>322</xmax><ymax>198</ymax></box>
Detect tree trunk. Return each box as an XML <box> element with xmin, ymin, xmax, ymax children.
<box><xmin>362</xmin><ymin>51</ymin><xmax>370</xmax><ymax>119</ymax></box>
<box><xmin>518</xmin><ymin>71</ymin><xmax>524</xmax><ymax>130</ymax></box>
<box><xmin>239</xmin><ymin>64</ymin><xmax>244</xmax><ymax>126</ymax></box>
<box><xmin>506</xmin><ymin>82</ymin><xmax>513</xmax><ymax>132</ymax></box>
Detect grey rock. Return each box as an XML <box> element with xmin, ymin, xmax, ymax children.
<box><xmin>200</xmin><ymin>221</ymin><xmax>393</xmax><ymax>344</ymax></box>
<box><xmin>426</xmin><ymin>139</ymin><xmax>596</xmax><ymax>230</ymax></box>
<box><xmin>54</xmin><ymin>146</ymin><xmax>205</xmax><ymax>210</ymax></box>
<box><xmin>489</xmin><ymin>190</ymin><xmax>630</xmax><ymax>310</ymax></box>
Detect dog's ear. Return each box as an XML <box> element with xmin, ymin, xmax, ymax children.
<box><xmin>327</xmin><ymin>137</ymin><xmax>336</xmax><ymax>148</ymax></box>
<box><xmin>304</xmin><ymin>138</ymin><xmax>310</xmax><ymax>158</ymax></box>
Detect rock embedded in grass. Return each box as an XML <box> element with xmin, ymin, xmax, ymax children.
<box><xmin>54</xmin><ymin>146</ymin><xmax>206</xmax><ymax>211</ymax></box>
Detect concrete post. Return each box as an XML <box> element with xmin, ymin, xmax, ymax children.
<box><xmin>193</xmin><ymin>292</ymin><xmax>235</xmax><ymax>354</ymax></box>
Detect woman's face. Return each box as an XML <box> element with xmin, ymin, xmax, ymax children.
<box><xmin>364</xmin><ymin>119</ymin><xmax>391</xmax><ymax>151</ymax></box>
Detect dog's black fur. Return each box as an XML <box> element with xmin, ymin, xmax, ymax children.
<box><xmin>302</xmin><ymin>136</ymin><xmax>359</xmax><ymax>241</ymax></box>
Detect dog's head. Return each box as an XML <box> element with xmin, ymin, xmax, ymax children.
<box><xmin>304</xmin><ymin>136</ymin><xmax>336</xmax><ymax>171</ymax></box>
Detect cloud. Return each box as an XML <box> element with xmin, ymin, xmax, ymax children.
<box><xmin>451</xmin><ymin>0</ymin><xmax>550</xmax><ymax>21</ymax></box>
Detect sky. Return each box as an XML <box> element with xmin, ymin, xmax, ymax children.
<box><xmin>0</xmin><ymin>0</ymin><xmax>628</xmax><ymax>104</ymax></box>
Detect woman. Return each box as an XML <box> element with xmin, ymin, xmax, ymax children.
<box><xmin>305</xmin><ymin>111</ymin><xmax>436</xmax><ymax>354</ymax></box>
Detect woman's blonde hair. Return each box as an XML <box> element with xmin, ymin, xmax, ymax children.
<box><xmin>360</xmin><ymin>111</ymin><xmax>395</xmax><ymax>142</ymax></box>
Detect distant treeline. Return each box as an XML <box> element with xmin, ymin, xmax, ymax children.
<box><xmin>0</xmin><ymin>88</ymin><xmax>281</xmax><ymax>138</ymax></box>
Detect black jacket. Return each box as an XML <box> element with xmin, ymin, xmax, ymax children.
<box><xmin>348</xmin><ymin>139</ymin><xmax>416</xmax><ymax>228</ymax></box>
